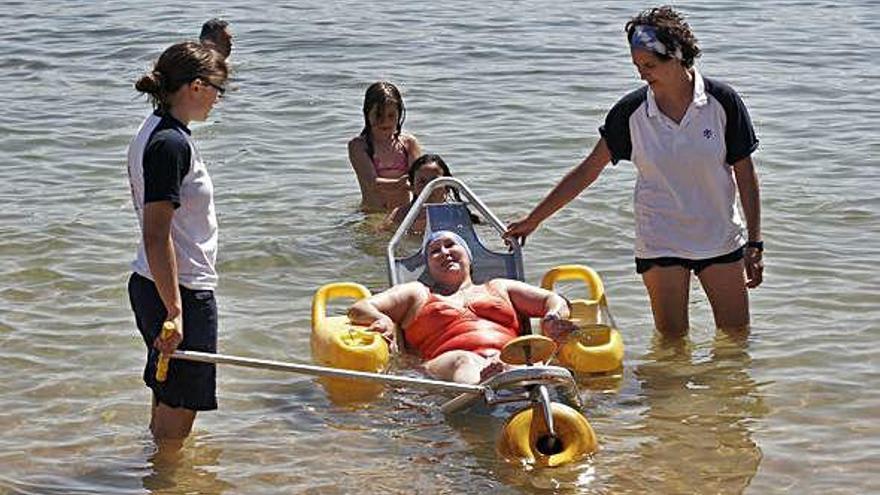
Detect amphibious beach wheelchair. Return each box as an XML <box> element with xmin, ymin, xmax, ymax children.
<box><xmin>310</xmin><ymin>177</ymin><xmax>624</xmax><ymax>466</ymax></box>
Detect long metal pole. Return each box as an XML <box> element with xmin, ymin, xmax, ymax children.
<box><xmin>170</xmin><ymin>350</ymin><xmax>486</xmax><ymax>395</ymax></box>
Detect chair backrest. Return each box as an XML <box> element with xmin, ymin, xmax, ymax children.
<box><xmin>391</xmin><ymin>202</ymin><xmax>524</xmax><ymax>286</ymax></box>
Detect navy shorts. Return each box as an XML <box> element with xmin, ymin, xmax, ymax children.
<box><xmin>635</xmin><ymin>247</ymin><xmax>744</xmax><ymax>275</ymax></box>
<box><xmin>128</xmin><ymin>272</ymin><xmax>218</xmax><ymax>411</ymax></box>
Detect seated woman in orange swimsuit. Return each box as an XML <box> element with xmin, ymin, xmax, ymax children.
<box><xmin>348</xmin><ymin>231</ymin><xmax>577</xmax><ymax>384</ymax></box>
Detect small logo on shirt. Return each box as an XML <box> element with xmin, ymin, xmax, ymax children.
<box><xmin>703</xmin><ymin>128</ymin><xmax>714</xmax><ymax>139</ymax></box>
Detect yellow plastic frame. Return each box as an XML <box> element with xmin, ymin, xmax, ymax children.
<box><xmin>310</xmin><ymin>282</ymin><xmax>390</xmax><ymax>403</ymax></box>
<box><xmin>541</xmin><ymin>265</ymin><xmax>624</xmax><ymax>373</ymax></box>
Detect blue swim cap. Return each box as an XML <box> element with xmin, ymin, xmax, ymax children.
<box><xmin>423</xmin><ymin>230</ymin><xmax>472</xmax><ymax>264</ymax></box>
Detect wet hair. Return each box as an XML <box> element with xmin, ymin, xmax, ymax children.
<box><xmin>359</xmin><ymin>81</ymin><xmax>407</xmax><ymax>160</ymax></box>
<box><xmin>408</xmin><ymin>153</ymin><xmax>481</xmax><ymax>224</ymax></box>
<box><xmin>200</xmin><ymin>18</ymin><xmax>232</xmax><ymax>58</ymax></box>
<box><xmin>135</xmin><ymin>41</ymin><xmax>228</xmax><ymax>113</ymax></box>
<box><xmin>200</xmin><ymin>18</ymin><xmax>229</xmax><ymax>40</ymax></box>
<box><xmin>625</xmin><ymin>6</ymin><xmax>701</xmax><ymax>68</ymax></box>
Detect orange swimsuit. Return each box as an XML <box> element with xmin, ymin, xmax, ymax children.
<box><xmin>405</xmin><ymin>285</ymin><xmax>520</xmax><ymax>360</ymax></box>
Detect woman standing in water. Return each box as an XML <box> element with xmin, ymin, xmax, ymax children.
<box><xmin>348</xmin><ymin>81</ymin><xmax>423</xmax><ymax>212</ymax></box>
<box><xmin>126</xmin><ymin>41</ymin><xmax>228</xmax><ymax>445</ymax></box>
<box><xmin>506</xmin><ymin>7</ymin><xmax>764</xmax><ymax>337</ymax></box>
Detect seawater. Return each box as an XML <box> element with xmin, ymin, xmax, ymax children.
<box><xmin>0</xmin><ymin>1</ymin><xmax>878</xmax><ymax>493</ymax></box>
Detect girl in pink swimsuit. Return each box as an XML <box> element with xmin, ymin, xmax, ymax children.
<box><xmin>348</xmin><ymin>81</ymin><xmax>423</xmax><ymax>212</ymax></box>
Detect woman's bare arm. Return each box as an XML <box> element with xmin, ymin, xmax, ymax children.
<box><xmin>493</xmin><ymin>279</ymin><xmax>569</xmax><ymax>319</ymax></box>
<box><xmin>142</xmin><ymin>201</ymin><xmax>183</xmax><ymax>352</ymax></box>
<box><xmin>733</xmin><ymin>156</ymin><xmax>764</xmax><ymax>288</ymax></box>
<box><xmin>504</xmin><ymin>138</ymin><xmax>611</xmax><ymax>243</ymax></box>
<box><xmin>348</xmin><ymin>282</ymin><xmax>425</xmax><ymax>329</ymax></box>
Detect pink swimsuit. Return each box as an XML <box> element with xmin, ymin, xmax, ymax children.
<box><xmin>371</xmin><ymin>138</ymin><xmax>410</xmax><ymax>178</ymax></box>
<box><xmin>372</xmin><ymin>152</ymin><xmax>409</xmax><ymax>178</ymax></box>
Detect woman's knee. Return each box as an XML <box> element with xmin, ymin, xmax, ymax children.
<box><xmin>451</xmin><ymin>353</ymin><xmax>486</xmax><ymax>384</ymax></box>
<box><xmin>712</xmin><ymin>304</ymin><xmax>750</xmax><ymax>331</ymax></box>
<box><xmin>425</xmin><ymin>351</ymin><xmax>471</xmax><ymax>379</ymax></box>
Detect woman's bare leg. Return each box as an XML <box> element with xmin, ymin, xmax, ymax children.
<box><xmin>642</xmin><ymin>265</ymin><xmax>692</xmax><ymax>338</ymax></box>
<box><xmin>424</xmin><ymin>351</ymin><xmax>489</xmax><ymax>385</ymax></box>
<box><xmin>697</xmin><ymin>260</ymin><xmax>750</xmax><ymax>333</ymax></box>
<box><xmin>150</xmin><ymin>395</ymin><xmax>196</xmax><ymax>447</ymax></box>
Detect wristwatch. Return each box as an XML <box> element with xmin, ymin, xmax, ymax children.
<box><xmin>746</xmin><ymin>240</ymin><xmax>764</xmax><ymax>252</ymax></box>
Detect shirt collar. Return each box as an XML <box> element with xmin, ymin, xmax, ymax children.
<box><xmin>692</xmin><ymin>68</ymin><xmax>708</xmax><ymax>107</ymax></box>
<box><xmin>154</xmin><ymin>109</ymin><xmax>192</xmax><ymax>135</ymax></box>
<box><xmin>646</xmin><ymin>68</ymin><xmax>708</xmax><ymax>118</ymax></box>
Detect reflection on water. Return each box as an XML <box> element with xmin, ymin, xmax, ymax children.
<box><xmin>142</xmin><ymin>439</ymin><xmax>234</xmax><ymax>495</ymax></box>
<box><xmin>630</xmin><ymin>331</ymin><xmax>768</xmax><ymax>493</ymax></box>
<box><xmin>446</xmin><ymin>331</ymin><xmax>768</xmax><ymax>493</ymax></box>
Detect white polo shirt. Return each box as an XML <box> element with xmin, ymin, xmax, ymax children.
<box><xmin>600</xmin><ymin>70</ymin><xmax>759</xmax><ymax>259</ymax></box>
<box><xmin>127</xmin><ymin>111</ymin><xmax>219</xmax><ymax>290</ymax></box>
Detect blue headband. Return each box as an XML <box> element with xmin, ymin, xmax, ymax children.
<box><xmin>423</xmin><ymin>230</ymin><xmax>472</xmax><ymax>263</ymax></box>
<box><xmin>630</xmin><ymin>25</ymin><xmax>682</xmax><ymax>60</ymax></box>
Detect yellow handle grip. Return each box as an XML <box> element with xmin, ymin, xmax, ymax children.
<box><xmin>311</xmin><ymin>282</ymin><xmax>372</xmax><ymax>329</ymax></box>
<box><xmin>155</xmin><ymin>320</ymin><xmax>177</xmax><ymax>382</ymax></box>
<box><xmin>540</xmin><ymin>264</ymin><xmax>606</xmax><ymax>303</ymax></box>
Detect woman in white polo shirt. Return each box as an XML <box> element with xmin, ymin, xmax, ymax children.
<box><xmin>505</xmin><ymin>6</ymin><xmax>763</xmax><ymax>337</ymax></box>
<box><xmin>126</xmin><ymin>41</ymin><xmax>228</xmax><ymax>444</ymax></box>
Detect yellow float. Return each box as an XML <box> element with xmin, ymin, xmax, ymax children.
<box><xmin>541</xmin><ymin>265</ymin><xmax>624</xmax><ymax>373</ymax></box>
<box><xmin>497</xmin><ymin>402</ymin><xmax>598</xmax><ymax>467</ymax></box>
<box><xmin>493</xmin><ymin>335</ymin><xmax>598</xmax><ymax>467</ymax></box>
<box><xmin>310</xmin><ymin>282</ymin><xmax>390</xmax><ymax>403</ymax></box>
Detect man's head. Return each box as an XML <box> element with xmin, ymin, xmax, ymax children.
<box><xmin>200</xmin><ymin>18</ymin><xmax>233</xmax><ymax>59</ymax></box>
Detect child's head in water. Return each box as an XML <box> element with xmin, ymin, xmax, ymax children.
<box><xmin>405</xmin><ymin>154</ymin><xmax>480</xmax><ymax>225</ymax></box>
<box><xmin>360</xmin><ymin>82</ymin><xmax>406</xmax><ymax>147</ymax></box>
<box><xmin>408</xmin><ymin>154</ymin><xmax>456</xmax><ymax>204</ymax></box>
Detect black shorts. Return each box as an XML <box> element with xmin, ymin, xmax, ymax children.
<box><xmin>128</xmin><ymin>272</ymin><xmax>218</xmax><ymax>411</ymax></box>
<box><xmin>635</xmin><ymin>247</ymin><xmax>744</xmax><ymax>275</ymax></box>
